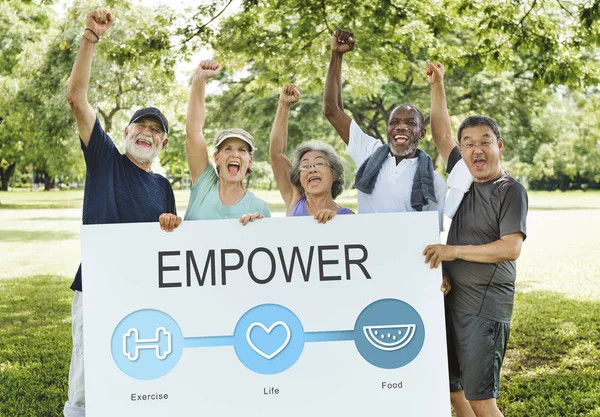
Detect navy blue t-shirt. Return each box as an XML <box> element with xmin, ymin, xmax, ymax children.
<box><xmin>71</xmin><ymin>118</ymin><xmax>176</xmax><ymax>291</ymax></box>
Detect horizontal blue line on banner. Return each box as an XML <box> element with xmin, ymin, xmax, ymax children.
<box><xmin>304</xmin><ymin>330</ymin><xmax>355</xmax><ymax>342</ymax></box>
<box><xmin>183</xmin><ymin>335</ymin><xmax>234</xmax><ymax>347</ymax></box>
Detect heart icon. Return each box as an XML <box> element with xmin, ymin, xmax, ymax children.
<box><xmin>246</xmin><ymin>321</ymin><xmax>291</xmax><ymax>360</ymax></box>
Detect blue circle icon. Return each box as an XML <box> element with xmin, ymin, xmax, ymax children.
<box><xmin>233</xmin><ymin>304</ymin><xmax>304</xmax><ymax>374</ymax></box>
<box><xmin>111</xmin><ymin>309</ymin><xmax>183</xmax><ymax>380</ymax></box>
<box><xmin>354</xmin><ymin>299</ymin><xmax>425</xmax><ymax>368</ymax></box>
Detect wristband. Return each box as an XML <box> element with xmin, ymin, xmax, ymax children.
<box><xmin>84</xmin><ymin>27</ymin><xmax>100</xmax><ymax>41</ymax></box>
<box><xmin>82</xmin><ymin>33</ymin><xmax>98</xmax><ymax>44</ymax></box>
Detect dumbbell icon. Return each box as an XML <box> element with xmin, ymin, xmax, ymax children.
<box><xmin>122</xmin><ymin>327</ymin><xmax>172</xmax><ymax>361</ymax></box>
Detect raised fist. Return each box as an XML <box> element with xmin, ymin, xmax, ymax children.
<box><xmin>331</xmin><ymin>29</ymin><xmax>355</xmax><ymax>54</ymax></box>
<box><xmin>86</xmin><ymin>10</ymin><xmax>113</xmax><ymax>38</ymax></box>
<box><xmin>426</xmin><ymin>62</ymin><xmax>445</xmax><ymax>86</ymax></box>
<box><xmin>194</xmin><ymin>59</ymin><xmax>221</xmax><ymax>82</ymax></box>
<box><xmin>279</xmin><ymin>84</ymin><xmax>301</xmax><ymax>106</ymax></box>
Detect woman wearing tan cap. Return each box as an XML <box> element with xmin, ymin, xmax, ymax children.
<box><xmin>159</xmin><ymin>60</ymin><xmax>270</xmax><ymax>231</ymax></box>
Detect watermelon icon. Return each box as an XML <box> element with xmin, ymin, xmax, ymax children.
<box><xmin>362</xmin><ymin>324</ymin><xmax>417</xmax><ymax>352</ymax></box>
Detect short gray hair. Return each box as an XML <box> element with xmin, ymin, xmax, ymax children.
<box><xmin>290</xmin><ymin>140</ymin><xmax>345</xmax><ymax>199</ymax></box>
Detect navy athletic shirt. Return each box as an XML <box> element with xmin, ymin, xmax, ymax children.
<box><xmin>71</xmin><ymin>117</ymin><xmax>176</xmax><ymax>292</ymax></box>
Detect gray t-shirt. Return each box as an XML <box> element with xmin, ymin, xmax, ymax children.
<box><xmin>444</xmin><ymin>146</ymin><xmax>528</xmax><ymax>323</ymax></box>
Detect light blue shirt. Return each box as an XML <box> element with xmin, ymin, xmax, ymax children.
<box><xmin>184</xmin><ymin>163</ymin><xmax>271</xmax><ymax>220</ymax></box>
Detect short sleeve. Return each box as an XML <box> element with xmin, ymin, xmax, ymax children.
<box><xmin>346</xmin><ymin>120</ymin><xmax>384</xmax><ymax>167</ymax></box>
<box><xmin>80</xmin><ymin>117</ymin><xmax>119</xmax><ymax>171</ymax></box>
<box><xmin>446</xmin><ymin>146</ymin><xmax>462</xmax><ymax>174</ymax></box>
<box><xmin>185</xmin><ymin>163</ymin><xmax>219</xmax><ymax>220</ymax></box>
<box><xmin>499</xmin><ymin>182</ymin><xmax>528</xmax><ymax>240</ymax></box>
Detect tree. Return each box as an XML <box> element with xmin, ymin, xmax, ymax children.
<box><xmin>0</xmin><ymin>0</ymin><xmax>54</xmax><ymax>190</ymax></box>
<box><xmin>7</xmin><ymin>0</ymin><xmax>184</xmax><ymax>190</ymax></box>
<box><xmin>175</xmin><ymin>0</ymin><xmax>600</xmax><ymax>183</ymax></box>
<box><xmin>524</xmin><ymin>90</ymin><xmax>600</xmax><ymax>189</ymax></box>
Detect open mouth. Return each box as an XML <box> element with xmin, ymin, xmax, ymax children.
<box><xmin>227</xmin><ymin>161</ymin><xmax>240</xmax><ymax>175</ymax></box>
<box><xmin>393</xmin><ymin>134</ymin><xmax>409</xmax><ymax>145</ymax></box>
<box><xmin>473</xmin><ymin>158</ymin><xmax>487</xmax><ymax>169</ymax></box>
<box><xmin>308</xmin><ymin>176</ymin><xmax>321</xmax><ymax>187</ymax></box>
<box><xmin>136</xmin><ymin>139</ymin><xmax>152</xmax><ymax>148</ymax></box>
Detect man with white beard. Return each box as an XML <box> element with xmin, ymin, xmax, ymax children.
<box><xmin>63</xmin><ymin>9</ymin><xmax>176</xmax><ymax>417</ymax></box>
<box><xmin>323</xmin><ymin>29</ymin><xmax>447</xmax><ymax>232</ymax></box>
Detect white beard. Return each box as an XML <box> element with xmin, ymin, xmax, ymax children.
<box><xmin>389</xmin><ymin>141</ymin><xmax>418</xmax><ymax>157</ymax></box>
<box><xmin>125</xmin><ymin>134</ymin><xmax>162</xmax><ymax>166</ymax></box>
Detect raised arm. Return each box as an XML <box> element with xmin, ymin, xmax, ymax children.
<box><xmin>323</xmin><ymin>29</ymin><xmax>355</xmax><ymax>144</ymax></box>
<box><xmin>269</xmin><ymin>84</ymin><xmax>302</xmax><ymax>208</ymax></box>
<box><xmin>66</xmin><ymin>10</ymin><xmax>113</xmax><ymax>147</ymax></box>
<box><xmin>186</xmin><ymin>60</ymin><xmax>220</xmax><ymax>185</ymax></box>
<box><xmin>427</xmin><ymin>62</ymin><xmax>456</xmax><ymax>165</ymax></box>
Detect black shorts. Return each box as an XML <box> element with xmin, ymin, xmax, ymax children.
<box><xmin>446</xmin><ymin>308</ymin><xmax>511</xmax><ymax>401</ymax></box>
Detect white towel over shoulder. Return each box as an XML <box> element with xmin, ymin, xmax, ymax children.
<box><xmin>444</xmin><ymin>159</ymin><xmax>473</xmax><ymax>219</ymax></box>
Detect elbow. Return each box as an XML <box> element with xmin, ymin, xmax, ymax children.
<box><xmin>268</xmin><ymin>144</ymin><xmax>282</xmax><ymax>161</ymax></box>
<box><xmin>185</xmin><ymin>129</ymin><xmax>201</xmax><ymax>143</ymax></box>
<box><xmin>268</xmin><ymin>149</ymin><xmax>277</xmax><ymax>161</ymax></box>
<box><xmin>511</xmin><ymin>246</ymin><xmax>522</xmax><ymax>261</ymax></box>
<box><xmin>184</xmin><ymin>133</ymin><xmax>195</xmax><ymax>151</ymax></box>
<box><xmin>66</xmin><ymin>86</ymin><xmax>85</xmax><ymax>113</ymax></box>
<box><xmin>322</xmin><ymin>105</ymin><xmax>337</xmax><ymax>120</ymax></box>
<box><xmin>66</xmin><ymin>89</ymin><xmax>76</xmax><ymax>112</ymax></box>
<box><xmin>504</xmin><ymin>245</ymin><xmax>521</xmax><ymax>262</ymax></box>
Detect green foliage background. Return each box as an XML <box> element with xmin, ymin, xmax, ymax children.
<box><xmin>1</xmin><ymin>0</ymin><xmax>600</xmax><ymax>192</ymax></box>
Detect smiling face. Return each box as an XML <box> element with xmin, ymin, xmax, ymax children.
<box><xmin>124</xmin><ymin>117</ymin><xmax>168</xmax><ymax>166</ymax></box>
<box><xmin>386</xmin><ymin>106</ymin><xmax>425</xmax><ymax>157</ymax></box>
<box><xmin>459</xmin><ymin>125</ymin><xmax>504</xmax><ymax>182</ymax></box>
<box><xmin>298</xmin><ymin>151</ymin><xmax>334</xmax><ymax>197</ymax></box>
<box><xmin>214</xmin><ymin>137</ymin><xmax>253</xmax><ymax>183</ymax></box>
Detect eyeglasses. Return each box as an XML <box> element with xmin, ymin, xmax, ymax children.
<box><xmin>461</xmin><ymin>141</ymin><xmax>494</xmax><ymax>149</ymax></box>
<box><xmin>299</xmin><ymin>162</ymin><xmax>330</xmax><ymax>171</ymax></box>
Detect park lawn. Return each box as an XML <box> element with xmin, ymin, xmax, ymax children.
<box><xmin>1</xmin><ymin>276</ymin><xmax>598</xmax><ymax>416</ymax></box>
<box><xmin>0</xmin><ymin>189</ymin><xmax>599</xmax><ymax>416</ymax></box>
<box><xmin>0</xmin><ymin>276</ymin><xmax>72</xmax><ymax>417</ymax></box>
<box><xmin>501</xmin><ymin>291</ymin><xmax>600</xmax><ymax>416</ymax></box>
<box><xmin>0</xmin><ymin>189</ymin><xmax>85</xmax><ymax>209</ymax></box>
<box><xmin>2</xmin><ymin>188</ymin><xmax>600</xmax><ymax>212</ymax></box>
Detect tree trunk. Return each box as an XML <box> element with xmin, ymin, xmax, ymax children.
<box><xmin>99</xmin><ymin>111</ymin><xmax>113</xmax><ymax>133</ymax></box>
<box><xmin>43</xmin><ymin>172</ymin><xmax>55</xmax><ymax>191</ymax></box>
<box><xmin>558</xmin><ymin>176</ymin><xmax>568</xmax><ymax>192</ymax></box>
<box><xmin>0</xmin><ymin>162</ymin><xmax>16</xmax><ymax>191</ymax></box>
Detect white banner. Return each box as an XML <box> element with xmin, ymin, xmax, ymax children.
<box><xmin>81</xmin><ymin>211</ymin><xmax>451</xmax><ymax>416</ymax></box>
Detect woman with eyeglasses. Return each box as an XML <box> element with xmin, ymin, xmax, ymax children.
<box><xmin>269</xmin><ymin>84</ymin><xmax>354</xmax><ymax>223</ymax></box>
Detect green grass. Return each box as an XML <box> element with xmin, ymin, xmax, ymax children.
<box><xmin>0</xmin><ymin>276</ymin><xmax>72</xmax><ymax>417</ymax></box>
<box><xmin>3</xmin><ymin>188</ymin><xmax>599</xmax><ymax>212</ymax></box>
<box><xmin>0</xmin><ymin>230</ymin><xmax>78</xmax><ymax>242</ymax></box>
<box><xmin>527</xmin><ymin>189</ymin><xmax>600</xmax><ymax>210</ymax></box>
<box><xmin>0</xmin><ymin>190</ymin><xmax>84</xmax><ymax>209</ymax></box>
<box><xmin>500</xmin><ymin>291</ymin><xmax>600</xmax><ymax>416</ymax></box>
<box><xmin>0</xmin><ymin>190</ymin><xmax>599</xmax><ymax>416</ymax></box>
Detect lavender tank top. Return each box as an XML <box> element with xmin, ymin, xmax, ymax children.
<box><xmin>289</xmin><ymin>197</ymin><xmax>352</xmax><ymax>216</ymax></box>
